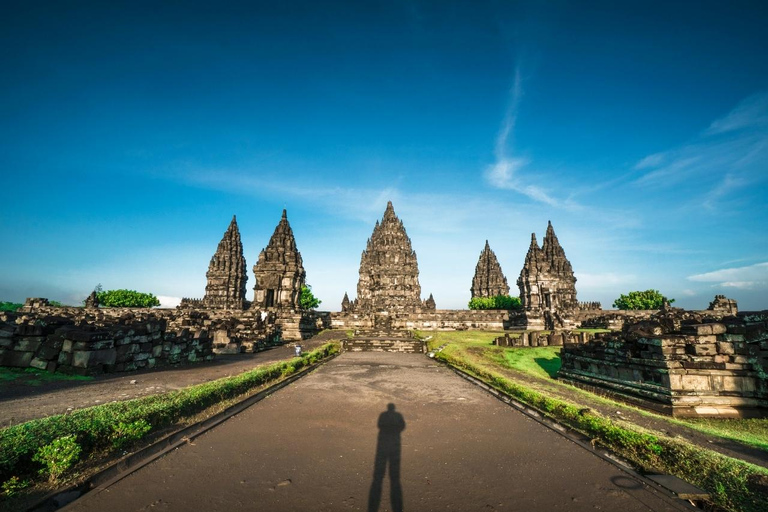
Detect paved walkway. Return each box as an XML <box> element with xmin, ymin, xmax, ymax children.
<box><xmin>65</xmin><ymin>352</ymin><xmax>690</xmax><ymax>512</ymax></box>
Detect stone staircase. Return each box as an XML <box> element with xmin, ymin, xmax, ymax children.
<box><xmin>343</xmin><ymin>331</ymin><xmax>424</xmax><ymax>354</ymax></box>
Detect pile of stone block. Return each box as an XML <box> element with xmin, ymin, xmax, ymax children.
<box><xmin>0</xmin><ymin>312</ymin><xmax>213</xmax><ymax>375</ymax></box>
<box><xmin>559</xmin><ymin>311</ymin><xmax>768</xmax><ymax>418</ymax></box>
<box><xmin>0</xmin><ymin>298</ymin><xmax>280</xmax><ymax>375</ymax></box>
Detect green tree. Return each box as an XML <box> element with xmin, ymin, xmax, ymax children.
<box><xmin>96</xmin><ymin>289</ymin><xmax>161</xmax><ymax>308</ymax></box>
<box><xmin>468</xmin><ymin>295</ymin><xmax>522</xmax><ymax>310</ymax></box>
<box><xmin>612</xmin><ymin>289</ymin><xmax>674</xmax><ymax>310</ymax></box>
<box><xmin>0</xmin><ymin>302</ymin><xmax>23</xmax><ymax>312</ymax></box>
<box><xmin>299</xmin><ymin>285</ymin><xmax>321</xmax><ymax>310</ymax></box>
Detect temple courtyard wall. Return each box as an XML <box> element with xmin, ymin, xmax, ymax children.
<box><xmin>329</xmin><ymin>309</ymin><xmax>527</xmax><ymax>331</ymax></box>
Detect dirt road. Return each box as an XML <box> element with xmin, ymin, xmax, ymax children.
<box><xmin>64</xmin><ymin>352</ymin><xmax>690</xmax><ymax>512</ymax></box>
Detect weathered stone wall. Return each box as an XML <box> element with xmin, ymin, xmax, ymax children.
<box><xmin>276</xmin><ymin>310</ymin><xmax>332</xmax><ymax>341</ymax></box>
<box><xmin>0</xmin><ymin>300</ymin><xmax>279</xmax><ymax>374</ymax></box>
<box><xmin>494</xmin><ymin>330</ymin><xmax>597</xmax><ymax>347</ymax></box>
<box><xmin>559</xmin><ymin>311</ymin><xmax>768</xmax><ymax>418</ymax></box>
<box><xmin>575</xmin><ymin>309</ymin><xmax>658</xmax><ymax>330</ymax></box>
<box><xmin>330</xmin><ymin>309</ymin><xmax>526</xmax><ymax>332</ymax></box>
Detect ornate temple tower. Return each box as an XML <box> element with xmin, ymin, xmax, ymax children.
<box><xmin>354</xmin><ymin>201</ymin><xmax>425</xmax><ymax>313</ymax></box>
<box><xmin>471</xmin><ymin>240</ymin><xmax>510</xmax><ymax>298</ymax></box>
<box><xmin>202</xmin><ymin>215</ymin><xmax>248</xmax><ymax>309</ymax></box>
<box><xmin>517</xmin><ymin>221</ymin><xmax>578</xmax><ymax>328</ymax></box>
<box><xmin>252</xmin><ymin>210</ymin><xmax>306</xmax><ymax>309</ymax></box>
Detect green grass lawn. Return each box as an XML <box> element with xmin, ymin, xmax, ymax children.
<box><xmin>0</xmin><ymin>368</ymin><xmax>93</xmax><ymax>386</ymax></box>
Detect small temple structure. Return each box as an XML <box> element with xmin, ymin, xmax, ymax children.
<box><xmin>471</xmin><ymin>240</ymin><xmax>510</xmax><ymax>298</ymax></box>
<box><xmin>202</xmin><ymin>215</ymin><xmax>249</xmax><ymax>309</ymax></box>
<box><xmin>252</xmin><ymin>210</ymin><xmax>306</xmax><ymax>310</ymax></box>
<box><xmin>180</xmin><ymin>215</ymin><xmax>249</xmax><ymax>310</ymax></box>
<box><xmin>347</xmin><ymin>201</ymin><xmax>431</xmax><ymax>314</ymax></box>
<box><xmin>517</xmin><ymin>221</ymin><xmax>578</xmax><ymax>329</ymax></box>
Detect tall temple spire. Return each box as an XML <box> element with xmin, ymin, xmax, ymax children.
<box><xmin>353</xmin><ymin>201</ymin><xmax>424</xmax><ymax>313</ymax></box>
<box><xmin>202</xmin><ymin>215</ymin><xmax>248</xmax><ymax>309</ymax></box>
<box><xmin>252</xmin><ymin>210</ymin><xmax>306</xmax><ymax>309</ymax></box>
<box><xmin>517</xmin><ymin>222</ymin><xmax>578</xmax><ymax>328</ymax></box>
<box><xmin>471</xmin><ymin>240</ymin><xmax>510</xmax><ymax>298</ymax></box>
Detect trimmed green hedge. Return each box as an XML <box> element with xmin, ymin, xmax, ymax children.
<box><xmin>0</xmin><ymin>342</ymin><xmax>339</xmax><ymax>488</ymax></box>
<box><xmin>436</xmin><ymin>349</ymin><xmax>768</xmax><ymax>512</ymax></box>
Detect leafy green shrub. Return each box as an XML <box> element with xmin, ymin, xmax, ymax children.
<box><xmin>612</xmin><ymin>289</ymin><xmax>674</xmax><ymax>310</ymax></box>
<box><xmin>0</xmin><ymin>302</ymin><xmax>22</xmax><ymax>312</ymax></box>
<box><xmin>299</xmin><ymin>285</ymin><xmax>321</xmax><ymax>310</ymax></box>
<box><xmin>32</xmin><ymin>436</ymin><xmax>81</xmax><ymax>483</ymax></box>
<box><xmin>1</xmin><ymin>476</ymin><xmax>29</xmax><ymax>497</ymax></box>
<box><xmin>111</xmin><ymin>419</ymin><xmax>152</xmax><ymax>450</ymax></box>
<box><xmin>96</xmin><ymin>289</ymin><xmax>161</xmax><ymax>308</ymax></box>
<box><xmin>468</xmin><ymin>295</ymin><xmax>522</xmax><ymax>310</ymax></box>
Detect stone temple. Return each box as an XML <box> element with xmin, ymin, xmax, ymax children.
<box><xmin>202</xmin><ymin>216</ymin><xmax>248</xmax><ymax>310</ymax></box>
<box><xmin>517</xmin><ymin>221</ymin><xmax>578</xmax><ymax>329</ymax></box>
<box><xmin>471</xmin><ymin>240</ymin><xmax>509</xmax><ymax>298</ymax></box>
<box><xmin>347</xmin><ymin>201</ymin><xmax>432</xmax><ymax>314</ymax></box>
<box><xmin>252</xmin><ymin>210</ymin><xmax>306</xmax><ymax>310</ymax></box>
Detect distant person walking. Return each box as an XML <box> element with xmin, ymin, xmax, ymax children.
<box><xmin>368</xmin><ymin>403</ymin><xmax>405</xmax><ymax>512</ymax></box>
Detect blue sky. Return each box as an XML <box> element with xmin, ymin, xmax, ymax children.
<box><xmin>1</xmin><ymin>0</ymin><xmax>767</xmax><ymax>311</ymax></box>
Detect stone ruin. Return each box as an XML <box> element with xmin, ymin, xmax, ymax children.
<box><xmin>84</xmin><ymin>291</ymin><xmax>99</xmax><ymax>309</ymax></box>
<box><xmin>517</xmin><ymin>221</ymin><xmax>579</xmax><ymax>330</ymax></box>
<box><xmin>494</xmin><ymin>330</ymin><xmax>597</xmax><ymax>348</ymax></box>
<box><xmin>0</xmin><ymin>298</ymin><xmax>279</xmax><ymax>375</ymax></box>
<box><xmin>338</xmin><ymin>202</ymin><xmax>435</xmax><ymax>352</ymax></box>
<box><xmin>344</xmin><ymin>202</ymin><xmax>434</xmax><ymax>315</ymax></box>
<box><xmin>252</xmin><ymin>210</ymin><xmax>306</xmax><ymax>310</ymax></box>
<box><xmin>709</xmin><ymin>294</ymin><xmax>738</xmax><ymax>316</ymax></box>
<box><xmin>471</xmin><ymin>241</ymin><xmax>510</xmax><ymax>298</ymax></box>
<box><xmin>559</xmin><ymin>301</ymin><xmax>768</xmax><ymax>418</ymax></box>
<box><xmin>203</xmin><ymin>215</ymin><xmax>248</xmax><ymax>309</ymax></box>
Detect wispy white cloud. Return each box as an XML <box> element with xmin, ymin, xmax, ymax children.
<box><xmin>687</xmin><ymin>262</ymin><xmax>768</xmax><ymax>290</ymax></box>
<box><xmin>632</xmin><ymin>91</ymin><xmax>768</xmax><ymax>211</ymax></box>
<box><xmin>634</xmin><ymin>152</ymin><xmax>666</xmax><ymax>170</ymax></box>
<box><xmin>484</xmin><ymin>66</ymin><xmax>574</xmax><ymax>209</ymax></box>
<box><xmin>706</xmin><ymin>92</ymin><xmax>768</xmax><ymax>135</ymax></box>
<box><xmin>702</xmin><ymin>172</ymin><xmax>748</xmax><ymax>210</ymax></box>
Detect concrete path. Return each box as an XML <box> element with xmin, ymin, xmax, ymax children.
<box><xmin>65</xmin><ymin>353</ymin><xmax>690</xmax><ymax>512</ymax></box>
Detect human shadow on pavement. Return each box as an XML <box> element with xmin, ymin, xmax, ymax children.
<box><xmin>368</xmin><ymin>403</ymin><xmax>405</xmax><ymax>512</ymax></box>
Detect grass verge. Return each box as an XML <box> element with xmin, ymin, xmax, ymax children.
<box><xmin>0</xmin><ymin>342</ymin><xmax>339</xmax><ymax>499</ymax></box>
<box><xmin>433</xmin><ymin>342</ymin><xmax>768</xmax><ymax>512</ymax></box>
<box><xmin>0</xmin><ymin>367</ymin><xmax>93</xmax><ymax>385</ymax></box>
